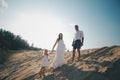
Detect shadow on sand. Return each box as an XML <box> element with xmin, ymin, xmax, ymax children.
<box><xmin>24</xmin><ymin>64</ymin><xmax>106</xmax><ymax>80</ymax></box>
<box><xmin>24</xmin><ymin>46</ymin><xmax>120</xmax><ymax>80</ymax></box>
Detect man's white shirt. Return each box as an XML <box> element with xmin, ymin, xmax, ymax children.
<box><xmin>74</xmin><ymin>30</ymin><xmax>84</xmax><ymax>41</ymax></box>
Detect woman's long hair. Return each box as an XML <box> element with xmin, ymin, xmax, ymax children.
<box><xmin>57</xmin><ymin>33</ymin><xmax>63</xmax><ymax>41</ymax></box>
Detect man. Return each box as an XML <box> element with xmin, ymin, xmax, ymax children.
<box><xmin>72</xmin><ymin>25</ymin><xmax>84</xmax><ymax>61</ymax></box>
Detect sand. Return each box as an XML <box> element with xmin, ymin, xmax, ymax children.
<box><xmin>0</xmin><ymin>46</ymin><xmax>120</xmax><ymax>80</ymax></box>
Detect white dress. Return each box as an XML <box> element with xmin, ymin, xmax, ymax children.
<box><xmin>53</xmin><ymin>40</ymin><xmax>66</xmax><ymax>69</ymax></box>
<box><xmin>41</xmin><ymin>55</ymin><xmax>48</xmax><ymax>67</ymax></box>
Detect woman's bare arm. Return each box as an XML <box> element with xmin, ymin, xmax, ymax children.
<box><xmin>52</xmin><ymin>39</ymin><xmax>58</xmax><ymax>51</ymax></box>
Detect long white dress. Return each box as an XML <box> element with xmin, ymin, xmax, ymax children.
<box><xmin>53</xmin><ymin>40</ymin><xmax>66</xmax><ymax>69</ymax></box>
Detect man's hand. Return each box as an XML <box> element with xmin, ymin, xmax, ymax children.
<box><xmin>81</xmin><ymin>43</ymin><xmax>83</xmax><ymax>46</ymax></box>
<box><xmin>72</xmin><ymin>41</ymin><xmax>75</xmax><ymax>46</ymax></box>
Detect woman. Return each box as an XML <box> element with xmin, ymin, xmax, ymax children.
<box><xmin>52</xmin><ymin>33</ymin><xmax>66</xmax><ymax>69</ymax></box>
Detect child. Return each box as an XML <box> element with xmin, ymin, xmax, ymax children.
<box><xmin>37</xmin><ymin>49</ymin><xmax>49</xmax><ymax>77</ymax></box>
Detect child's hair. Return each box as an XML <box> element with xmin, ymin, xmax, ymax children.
<box><xmin>43</xmin><ymin>49</ymin><xmax>48</xmax><ymax>56</ymax></box>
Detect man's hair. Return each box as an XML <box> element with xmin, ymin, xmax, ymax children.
<box><xmin>75</xmin><ymin>25</ymin><xmax>79</xmax><ymax>28</ymax></box>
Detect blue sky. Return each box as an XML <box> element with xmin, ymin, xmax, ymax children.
<box><xmin>0</xmin><ymin>0</ymin><xmax>120</xmax><ymax>50</ymax></box>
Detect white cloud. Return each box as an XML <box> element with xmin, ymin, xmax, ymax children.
<box><xmin>0</xmin><ymin>0</ymin><xmax>8</xmax><ymax>13</ymax></box>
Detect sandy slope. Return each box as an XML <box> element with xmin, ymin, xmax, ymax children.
<box><xmin>0</xmin><ymin>46</ymin><xmax>120</xmax><ymax>80</ymax></box>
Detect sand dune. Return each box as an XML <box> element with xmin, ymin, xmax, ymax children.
<box><xmin>0</xmin><ymin>46</ymin><xmax>120</xmax><ymax>80</ymax></box>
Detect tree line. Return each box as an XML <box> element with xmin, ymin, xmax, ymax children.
<box><xmin>0</xmin><ymin>28</ymin><xmax>30</xmax><ymax>50</ymax></box>
<box><xmin>0</xmin><ymin>28</ymin><xmax>41</xmax><ymax>64</ymax></box>
<box><xmin>0</xmin><ymin>28</ymin><xmax>42</xmax><ymax>50</ymax></box>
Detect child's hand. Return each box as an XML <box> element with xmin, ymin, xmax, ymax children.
<box><xmin>48</xmin><ymin>52</ymin><xmax>51</xmax><ymax>54</ymax></box>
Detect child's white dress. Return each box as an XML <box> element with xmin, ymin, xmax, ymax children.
<box><xmin>41</xmin><ymin>55</ymin><xmax>48</xmax><ymax>67</ymax></box>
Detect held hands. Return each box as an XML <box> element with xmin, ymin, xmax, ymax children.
<box><xmin>49</xmin><ymin>49</ymin><xmax>54</xmax><ymax>54</ymax></box>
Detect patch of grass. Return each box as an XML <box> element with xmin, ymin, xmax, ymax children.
<box><xmin>0</xmin><ymin>48</ymin><xmax>9</xmax><ymax>64</ymax></box>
